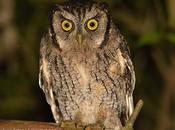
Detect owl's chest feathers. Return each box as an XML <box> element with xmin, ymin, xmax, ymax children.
<box><xmin>76</xmin><ymin>64</ymin><xmax>89</xmax><ymax>88</ymax></box>
<box><xmin>54</xmin><ymin>47</ymin><xmax>127</xmax><ymax>123</ymax></box>
<box><xmin>63</xmin><ymin>61</ymin><xmax>108</xmax><ymax>124</ymax></box>
<box><xmin>63</xmin><ymin>52</ymin><xmax>97</xmax><ymax>90</ymax></box>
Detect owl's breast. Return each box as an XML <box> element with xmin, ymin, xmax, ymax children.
<box><xmin>72</xmin><ymin>61</ymin><xmax>116</xmax><ymax>125</ymax></box>
<box><xmin>76</xmin><ymin>64</ymin><xmax>90</xmax><ymax>89</ymax></box>
<box><xmin>55</xmin><ymin>54</ymin><xmax>122</xmax><ymax>125</ymax></box>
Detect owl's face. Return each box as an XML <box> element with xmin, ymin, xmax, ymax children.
<box><xmin>50</xmin><ymin>1</ymin><xmax>110</xmax><ymax>51</ymax></box>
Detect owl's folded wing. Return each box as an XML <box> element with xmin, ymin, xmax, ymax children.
<box><xmin>39</xmin><ymin>35</ymin><xmax>62</xmax><ymax>124</ymax></box>
<box><xmin>119</xmin><ymin>44</ymin><xmax>136</xmax><ymax>125</ymax></box>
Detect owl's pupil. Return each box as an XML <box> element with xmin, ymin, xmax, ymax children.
<box><xmin>65</xmin><ymin>23</ymin><xmax>70</xmax><ymax>28</ymax></box>
<box><xmin>90</xmin><ymin>22</ymin><xmax>95</xmax><ymax>27</ymax></box>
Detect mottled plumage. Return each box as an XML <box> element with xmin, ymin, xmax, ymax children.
<box><xmin>39</xmin><ymin>0</ymin><xmax>135</xmax><ymax>129</ymax></box>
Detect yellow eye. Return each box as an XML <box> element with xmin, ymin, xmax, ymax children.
<box><xmin>61</xmin><ymin>20</ymin><xmax>73</xmax><ymax>31</ymax></box>
<box><xmin>87</xmin><ymin>19</ymin><xmax>98</xmax><ymax>31</ymax></box>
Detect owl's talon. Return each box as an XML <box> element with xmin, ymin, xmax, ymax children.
<box><xmin>75</xmin><ymin>122</ymin><xmax>84</xmax><ymax>129</ymax></box>
<box><xmin>85</xmin><ymin>124</ymin><xmax>104</xmax><ymax>130</ymax></box>
<box><xmin>60</xmin><ymin>120</ymin><xmax>77</xmax><ymax>128</ymax></box>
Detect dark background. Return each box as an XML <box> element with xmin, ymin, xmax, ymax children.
<box><xmin>0</xmin><ymin>0</ymin><xmax>175</xmax><ymax>130</ymax></box>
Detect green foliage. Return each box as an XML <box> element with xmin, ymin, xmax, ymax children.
<box><xmin>138</xmin><ymin>32</ymin><xmax>175</xmax><ymax>47</ymax></box>
<box><xmin>166</xmin><ymin>33</ymin><xmax>175</xmax><ymax>45</ymax></box>
<box><xmin>138</xmin><ymin>32</ymin><xmax>161</xmax><ymax>46</ymax></box>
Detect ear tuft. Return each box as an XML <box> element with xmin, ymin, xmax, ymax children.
<box><xmin>51</xmin><ymin>4</ymin><xmax>60</xmax><ymax>13</ymax></box>
<box><xmin>48</xmin><ymin>4</ymin><xmax>61</xmax><ymax>25</ymax></box>
<box><xmin>99</xmin><ymin>2</ymin><xmax>109</xmax><ymax>12</ymax></box>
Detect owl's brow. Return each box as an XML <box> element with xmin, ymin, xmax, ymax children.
<box><xmin>88</xmin><ymin>13</ymin><xmax>100</xmax><ymax>20</ymax></box>
<box><xmin>58</xmin><ymin>10</ymin><xmax>77</xmax><ymax>21</ymax></box>
<box><xmin>62</xmin><ymin>6</ymin><xmax>75</xmax><ymax>15</ymax></box>
<box><xmin>62</xmin><ymin>7</ymin><xmax>86</xmax><ymax>21</ymax></box>
<box><xmin>61</xmin><ymin>3</ymin><xmax>97</xmax><ymax>20</ymax></box>
<box><xmin>59</xmin><ymin>14</ymin><xmax>72</xmax><ymax>21</ymax></box>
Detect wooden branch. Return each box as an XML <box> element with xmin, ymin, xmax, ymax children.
<box><xmin>128</xmin><ymin>100</ymin><xmax>144</xmax><ymax>127</ymax></box>
<box><xmin>0</xmin><ymin>120</ymin><xmax>61</xmax><ymax>130</ymax></box>
<box><xmin>0</xmin><ymin>100</ymin><xmax>143</xmax><ymax>130</ymax></box>
<box><xmin>122</xmin><ymin>100</ymin><xmax>144</xmax><ymax>130</ymax></box>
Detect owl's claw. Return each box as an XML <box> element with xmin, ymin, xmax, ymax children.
<box><xmin>85</xmin><ymin>124</ymin><xmax>104</xmax><ymax>130</ymax></box>
<box><xmin>60</xmin><ymin>120</ymin><xmax>77</xmax><ymax>129</ymax></box>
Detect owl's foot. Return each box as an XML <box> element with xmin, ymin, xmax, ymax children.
<box><xmin>85</xmin><ymin>124</ymin><xmax>104</xmax><ymax>130</ymax></box>
<box><xmin>61</xmin><ymin>120</ymin><xmax>78</xmax><ymax>129</ymax></box>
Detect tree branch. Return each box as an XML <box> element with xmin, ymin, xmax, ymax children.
<box><xmin>0</xmin><ymin>120</ymin><xmax>61</xmax><ymax>130</ymax></box>
<box><xmin>122</xmin><ymin>100</ymin><xmax>144</xmax><ymax>130</ymax></box>
<box><xmin>128</xmin><ymin>100</ymin><xmax>144</xmax><ymax>127</ymax></box>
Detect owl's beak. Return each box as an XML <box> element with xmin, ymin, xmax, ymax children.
<box><xmin>76</xmin><ymin>33</ymin><xmax>84</xmax><ymax>44</ymax></box>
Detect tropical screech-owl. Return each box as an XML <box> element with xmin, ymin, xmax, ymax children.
<box><xmin>39</xmin><ymin>0</ymin><xmax>135</xmax><ymax>129</ymax></box>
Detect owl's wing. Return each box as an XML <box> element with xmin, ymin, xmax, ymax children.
<box><xmin>118</xmin><ymin>41</ymin><xmax>136</xmax><ymax>124</ymax></box>
<box><xmin>123</xmin><ymin>52</ymin><xmax>135</xmax><ymax>118</ymax></box>
<box><xmin>39</xmin><ymin>33</ymin><xmax>62</xmax><ymax>124</ymax></box>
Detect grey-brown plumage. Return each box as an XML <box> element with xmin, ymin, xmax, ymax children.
<box><xmin>39</xmin><ymin>0</ymin><xmax>135</xmax><ymax>129</ymax></box>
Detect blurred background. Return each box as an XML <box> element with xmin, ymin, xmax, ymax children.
<box><xmin>0</xmin><ymin>0</ymin><xmax>175</xmax><ymax>130</ymax></box>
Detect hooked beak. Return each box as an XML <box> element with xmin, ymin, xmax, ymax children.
<box><xmin>76</xmin><ymin>33</ymin><xmax>84</xmax><ymax>44</ymax></box>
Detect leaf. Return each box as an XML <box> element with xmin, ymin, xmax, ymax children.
<box><xmin>138</xmin><ymin>32</ymin><xmax>161</xmax><ymax>47</ymax></box>
<box><xmin>166</xmin><ymin>33</ymin><xmax>175</xmax><ymax>45</ymax></box>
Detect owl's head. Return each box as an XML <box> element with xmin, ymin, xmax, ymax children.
<box><xmin>49</xmin><ymin>0</ymin><xmax>110</xmax><ymax>52</ymax></box>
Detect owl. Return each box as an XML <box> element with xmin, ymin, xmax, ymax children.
<box><xmin>39</xmin><ymin>0</ymin><xmax>135</xmax><ymax>130</ymax></box>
